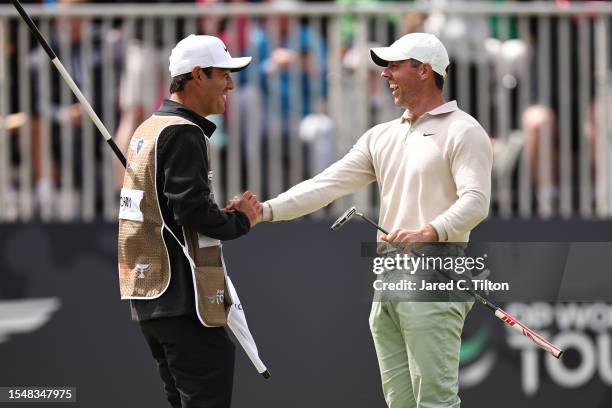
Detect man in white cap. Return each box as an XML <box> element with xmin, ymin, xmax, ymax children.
<box><xmin>117</xmin><ymin>35</ymin><xmax>262</xmax><ymax>408</ymax></box>
<box><xmin>256</xmin><ymin>33</ymin><xmax>493</xmax><ymax>407</ymax></box>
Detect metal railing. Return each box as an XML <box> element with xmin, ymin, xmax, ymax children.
<box><xmin>0</xmin><ymin>2</ymin><xmax>610</xmax><ymax>222</ymax></box>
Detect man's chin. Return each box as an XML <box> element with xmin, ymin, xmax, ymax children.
<box><xmin>393</xmin><ymin>97</ymin><xmax>408</xmax><ymax>109</ymax></box>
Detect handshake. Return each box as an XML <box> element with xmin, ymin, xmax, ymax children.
<box><xmin>224</xmin><ymin>191</ymin><xmax>263</xmax><ymax>227</ymax></box>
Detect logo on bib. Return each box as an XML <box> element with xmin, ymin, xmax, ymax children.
<box><xmin>134</xmin><ymin>263</ymin><xmax>151</xmax><ymax>279</ymax></box>
<box><xmin>207</xmin><ymin>289</ymin><xmax>225</xmax><ymax>304</ymax></box>
<box><xmin>130</xmin><ymin>138</ymin><xmax>147</xmax><ymax>154</ymax></box>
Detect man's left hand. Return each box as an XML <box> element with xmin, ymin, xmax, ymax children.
<box><xmin>380</xmin><ymin>224</ymin><xmax>439</xmax><ymax>245</ymax></box>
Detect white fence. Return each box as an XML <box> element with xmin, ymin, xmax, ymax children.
<box><xmin>0</xmin><ymin>2</ymin><xmax>610</xmax><ymax>222</ymax></box>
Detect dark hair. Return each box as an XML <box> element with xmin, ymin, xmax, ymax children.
<box><xmin>408</xmin><ymin>58</ymin><xmax>445</xmax><ymax>91</ymax></box>
<box><xmin>433</xmin><ymin>71</ymin><xmax>445</xmax><ymax>90</ymax></box>
<box><xmin>169</xmin><ymin>72</ymin><xmax>193</xmax><ymax>94</ymax></box>
<box><xmin>169</xmin><ymin>67</ymin><xmax>214</xmax><ymax>94</ymax></box>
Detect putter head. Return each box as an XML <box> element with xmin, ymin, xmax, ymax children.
<box><xmin>330</xmin><ymin>207</ymin><xmax>357</xmax><ymax>231</ymax></box>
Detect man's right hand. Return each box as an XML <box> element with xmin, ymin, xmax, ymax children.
<box><xmin>226</xmin><ymin>191</ymin><xmax>262</xmax><ymax>227</ymax></box>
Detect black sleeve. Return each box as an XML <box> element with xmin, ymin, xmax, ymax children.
<box><xmin>157</xmin><ymin>124</ymin><xmax>251</xmax><ymax>240</ymax></box>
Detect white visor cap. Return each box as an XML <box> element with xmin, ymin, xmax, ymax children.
<box><xmin>169</xmin><ymin>34</ymin><xmax>252</xmax><ymax>77</ymax></box>
<box><xmin>370</xmin><ymin>33</ymin><xmax>449</xmax><ymax>78</ymax></box>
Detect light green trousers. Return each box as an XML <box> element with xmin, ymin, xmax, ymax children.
<box><xmin>369</xmin><ymin>300</ymin><xmax>473</xmax><ymax>408</ymax></box>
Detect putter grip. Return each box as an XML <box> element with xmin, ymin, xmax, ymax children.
<box><xmin>495</xmin><ymin>309</ymin><xmax>563</xmax><ymax>359</ymax></box>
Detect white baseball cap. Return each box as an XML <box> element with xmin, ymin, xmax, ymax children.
<box><xmin>370</xmin><ymin>33</ymin><xmax>450</xmax><ymax>78</ymax></box>
<box><xmin>169</xmin><ymin>34</ymin><xmax>252</xmax><ymax>77</ymax></box>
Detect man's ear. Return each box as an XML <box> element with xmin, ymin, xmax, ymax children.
<box><xmin>420</xmin><ymin>64</ymin><xmax>431</xmax><ymax>80</ymax></box>
<box><xmin>192</xmin><ymin>66</ymin><xmax>204</xmax><ymax>82</ymax></box>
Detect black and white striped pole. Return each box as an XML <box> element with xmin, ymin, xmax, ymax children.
<box><xmin>9</xmin><ymin>0</ymin><xmax>127</xmax><ymax>168</ymax></box>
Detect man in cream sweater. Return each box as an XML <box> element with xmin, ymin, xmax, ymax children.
<box><xmin>260</xmin><ymin>33</ymin><xmax>492</xmax><ymax>408</ymax></box>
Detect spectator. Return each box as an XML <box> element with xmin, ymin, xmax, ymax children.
<box><xmin>245</xmin><ymin>12</ymin><xmax>328</xmax><ymax>193</ymax></box>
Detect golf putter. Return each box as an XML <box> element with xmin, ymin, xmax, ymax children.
<box><xmin>330</xmin><ymin>206</ymin><xmax>389</xmax><ymax>235</ymax></box>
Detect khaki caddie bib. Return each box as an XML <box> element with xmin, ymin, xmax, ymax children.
<box><xmin>118</xmin><ymin>114</ymin><xmax>231</xmax><ymax>327</ymax></box>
